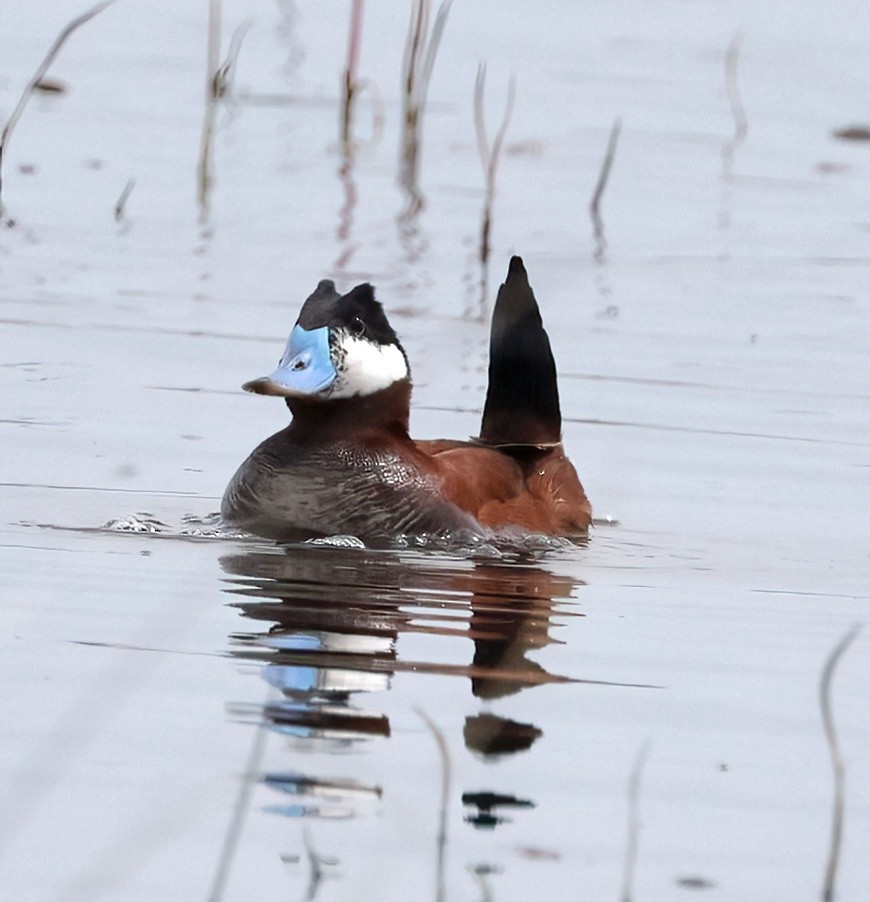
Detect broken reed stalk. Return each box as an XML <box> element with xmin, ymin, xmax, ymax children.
<box><xmin>398</xmin><ymin>0</ymin><xmax>451</xmax><ymax>212</ymax></box>
<box><xmin>114</xmin><ymin>177</ymin><xmax>135</xmax><ymax>221</ymax></box>
<box><xmin>197</xmin><ymin>0</ymin><xmax>222</xmax><ymax>222</ymax></box>
<box><xmin>416</xmin><ymin>708</ymin><xmax>451</xmax><ymax>902</ymax></box>
<box><xmin>722</xmin><ymin>30</ymin><xmax>747</xmax><ymax>181</ymax></box>
<box><xmin>217</xmin><ymin>20</ymin><xmax>252</xmax><ymax>100</ymax></box>
<box><xmin>590</xmin><ymin>116</ymin><xmax>621</xmax><ymax>263</ymax></box>
<box><xmin>725</xmin><ymin>30</ymin><xmax>748</xmax><ymax>145</ymax></box>
<box><xmin>619</xmin><ymin>740</ymin><xmax>650</xmax><ymax>902</ymax></box>
<box><xmin>401</xmin><ymin>0</ymin><xmax>429</xmax><ymax>188</ymax></box>
<box><xmin>0</xmin><ymin>0</ymin><xmax>117</xmax><ymax>214</ymax></box>
<box><xmin>338</xmin><ymin>0</ymin><xmax>383</xmax><ymax>161</ymax></box>
<box><xmin>590</xmin><ymin>117</ymin><xmax>621</xmax><ymax>229</ymax></box>
<box><xmin>340</xmin><ymin>0</ymin><xmax>365</xmax><ymax>154</ymax></box>
<box><xmin>819</xmin><ymin>623</ymin><xmax>862</xmax><ymax>902</ymax></box>
<box><xmin>473</xmin><ymin>64</ymin><xmax>515</xmax><ymax>314</ymax></box>
<box><xmin>197</xmin><ymin>1</ymin><xmax>251</xmax><ymax>223</ymax></box>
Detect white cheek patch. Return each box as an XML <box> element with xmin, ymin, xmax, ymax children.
<box><xmin>329</xmin><ymin>332</ymin><xmax>409</xmax><ymax>398</ymax></box>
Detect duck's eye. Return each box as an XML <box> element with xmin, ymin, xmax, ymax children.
<box><xmin>350</xmin><ymin>316</ymin><xmax>365</xmax><ymax>336</ymax></box>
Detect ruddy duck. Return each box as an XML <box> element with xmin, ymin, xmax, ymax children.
<box><xmin>222</xmin><ymin>256</ymin><xmax>591</xmax><ymax>542</ymax></box>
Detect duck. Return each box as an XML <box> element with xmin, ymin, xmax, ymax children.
<box><xmin>221</xmin><ymin>256</ymin><xmax>591</xmax><ymax>543</ymax></box>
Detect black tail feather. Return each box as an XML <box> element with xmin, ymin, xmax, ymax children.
<box><xmin>478</xmin><ymin>256</ymin><xmax>562</xmax><ymax>447</ymax></box>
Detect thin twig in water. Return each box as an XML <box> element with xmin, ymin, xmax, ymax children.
<box><xmin>216</xmin><ymin>20</ymin><xmax>251</xmax><ymax>101</ymax></box>
<box><xmin>336</xmin><ymin>1</ymin><xmax>385</xmax><ymax>271</ymax></box>
<box><xmin>197</xmin><ymin>0</ymin><xmax>222</xmax><ymax>222</ymax></box>
<box><xmin>473</xmin><ymin>64</ymin><xmax>515</xmax><ymax>316</ymax></box>
<box><xmin>725</xmin><ymin>30</ymin><xmax>748</xmax><ymax>145</ymax></box>
<box><xmin>722</xmin><ymin>30</ymin><xmax>747</xmax><ymax>181</ymax></box>
<box><xmin>620</xmin><ymin>740</ymin><xmax>651</xmax><ymax>902</ymax></box>
<box><xmin>338</xmin><ymin>1</ymin><xmax>383</xmax><ymax>160</ymax></box>
<box><xmin>590</xmin><ymin>117</ymin><xmax>621</xmax><ymax>263</ymax></box>
<box><xmin>114</xmin><ymin>178</ymin><xmax>135</xmax><ymax>222</ymax></box>
<box><xmin>340</xmin><ymin>0</ymin><xmax>364</xmax><ymax>153</ymax></box>
<box><xmin>0</xmin><ymin>0</ymin><xmax>117</xmax><ymax>213</ymax></box>
<box><xmin>398</xmin><ymin>0</ymin><xmax>451</xmax><ymax>213</ymax></box>
<box><xmin>197</xmin><ymin>2</ymin><xmax>251</xmax><ymax>223</ymax></box>
<box><xmin>820</xmin><ymin>624</ymin><xmax>862</xmax><ymax>902</ymax></box>
<box><xmin>416</xmin><ymin>708</ymin><xmax>451</xmax><ymax>902</ymax></box>
<box><xmin>302</xmin><ymin>827</ymin><xmax>324</xmax><ymax>902</ymax></box>
<box><xmin>207</xmin><ymin>716</ymin><xmax>270</xmax><ymax>902</ymax></box>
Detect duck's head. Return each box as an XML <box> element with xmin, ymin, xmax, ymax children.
<box><xmin>243</xmin><ymin>280</ymin><xmax>409</xmax><ymax>401</ymax></box>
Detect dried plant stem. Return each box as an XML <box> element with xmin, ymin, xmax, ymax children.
<box><xmin>722</xmin><ymin>30</ymin><xmax>747</xmax><ymax>181</ymax></box>
<box><xmin>398</xmin><ymin>0</ymin><xmax>451</xmax><ymax>212</ymax></box>
<box><xmin>340</xmin><ymin>0</ymin><xmax>365</xmax><ymax>153</ymax></box>
<box><xmin>416</xmin><ymin>708</ymin><xmax>451</xmax><ymax>902</ymax></box>
<box><xmin>620</xmin><ymin>740</ymin><xmax>650</xmax><ymax>902</ymax></box>
<box><xmin>197</xmin><ymin>0</ymin><xmax>222</xmax><ymax>222</ymax></box>
<box><xmin>217</xmin><ymin>19</ymin><xmax>250</xmax><ymax>99</ymax></box>
<box><xmin>590</xmin><ymin>118</ymin><xmax>622</xmax><ymax>228</ymax></box>
<box><xmin>0</xmin><ymin>0</ymin><xmax>116</xmax><ymax>213</ymax></box>
<box><xmin>114</xmin><ymin>178</ymin><xmax>135</xmax><ymax>222</ymax></box>
<box><xmin>197</xmin><ymin>2</ymin><xmax>251</xmax><ymax>223</ymax></box>
<box><xmin>590</xmin><ymin>116</ymin><xmax>622</xmax><ymax>263</ymax></box>
<box><xmin>338</xmin><ymin>1</ymin><xmax>383</xmax><ymax>160</ymax></box>
<box><xmin>473</xmin><ymin>64</ymin><xmax>515</xmax><ymax>313</ymax></box>
<box><xmin>196</xmin><ymin>101</ymin><xmax>216</xmax><ymax>222</ymax></box>
<box><xmin>399</xmin><ymin>0</ymin><xmax>428</xmax><ymax>212</ymax></box>
<box><xmin>725</xmin><ymin>30</ymin><xmax>748</xmax><ymax>146</ymax></box>
<box><xmin>820</xmin><ymin>624</ymin><xmax>861</xmax><ymax>902</ymax></box>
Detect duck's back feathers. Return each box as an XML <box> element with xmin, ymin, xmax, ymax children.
<box><xmin>418</xmin><ymin>440</ymin><xmax>591</xmax><ymax>536</ymax></box>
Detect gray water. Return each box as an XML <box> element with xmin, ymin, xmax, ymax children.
<box><xmin>2</xmin><ymin>1</ymin><xmax>869</xmax><ymax>899</ymax></box>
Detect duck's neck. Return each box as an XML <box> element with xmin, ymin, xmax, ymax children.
<box><xmin>285</xmin><ymin>378</ymin><xmax>412</xmax><ymax>442</ymax></box>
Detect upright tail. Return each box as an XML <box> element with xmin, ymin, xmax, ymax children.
<box><xmin>478</xmin><ymin>256</ymin><xmax>562</xmax><ymax>447</ymax></box>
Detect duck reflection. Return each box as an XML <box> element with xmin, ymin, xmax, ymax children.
<box><xmin>222</xmin><ymin>545</ymin><xmax>581</xmax><ymax>725</ymax></box>
<box><xmin>220</xmin><ymin>542</ymin><xmax>583</xmax><ymax>820</ymax></box>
